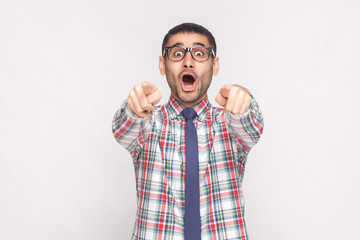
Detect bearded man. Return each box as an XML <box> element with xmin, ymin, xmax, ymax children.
<box><xmin>113</xmin><ymin>22</ymin><xmax>264</xmax><ymax>240</ymax></box>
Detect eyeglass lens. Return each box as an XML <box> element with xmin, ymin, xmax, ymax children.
<box><xmin>168</xmin><ymin>47</ymin><xmax>210</xmax><ymax>61</ymax></box>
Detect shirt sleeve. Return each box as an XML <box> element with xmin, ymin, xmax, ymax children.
<box><xmin>224</xmin><ymin>95</ymin><xmax>264</xmax><ymax>154</ymax></box>
<box><xmin>112</xmin><ymin>100</ymin><xmax>153</xmax><ymax>161</ymax></box>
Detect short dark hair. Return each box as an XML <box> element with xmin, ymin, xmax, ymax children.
<box><xmin>162</xmin><ymin>22</ymin><xmax>217</xmax><ymax>57</ymax></box>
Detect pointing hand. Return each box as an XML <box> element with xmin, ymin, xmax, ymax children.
<box><xmin>215</xmin><ymin>85</ymin><xmax>251</xmax><ymax>115</ymax></box>
<box><xmin>127</xmin><ymin>81</ymin><xmax>162</xmax><ymax>117</ymax></box>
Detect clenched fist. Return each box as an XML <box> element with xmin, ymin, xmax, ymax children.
<box><xmin>215</xmin><ymin>85</ymin><xmax>251</xmax><ymax>115</ymax></box>
<box><xmin>127</xmin><ymin>81</ymin><xmax>162</xmax><ymax>117</ymax></box>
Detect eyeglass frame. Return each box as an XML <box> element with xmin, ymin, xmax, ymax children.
<box><xmin>162</xmin><ymin>45</ymin><xmax>216</xmax><ymax>62</ymax></box>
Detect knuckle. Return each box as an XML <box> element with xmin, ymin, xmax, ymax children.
<box><xmin>139</xmin><ymin>97</ymin><xmax>147</xmax><ymax>106</ymax></box>
<box><xmin>130</xmin><ymin>87</ymin><xmax>135</xmax><ymax>96</ymax></box>
<box><xmin>135</xmin><ymin>105</ymin><xmax>143</xmax><ymax>114</ymax></box>
<box><xmin>127</xmin><ymin>98</ymin><xmax>133</xmax><ymax>108</ymax></box>
<box><xmin>139</xmin><ymin>102</ymin><xmax>146</xmax><ymax>109</ymax></box>
<box><xmin>143</xmin><ymin>103</ymin><xmax>152</xmax><ymax>110</ymax></box>
<box><xmin>129</xmin><ymin>90</ymin><xmax>136</xmax><ymax>100</ymax></box>
<box><xmin>133</xmin><ymin>84</ymin><xmax>142</xmax><ymax>94</ymax></box>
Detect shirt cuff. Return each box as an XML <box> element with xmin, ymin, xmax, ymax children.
<box><xmin>226</xmin><ymin>95</ymin><xmax>254</xmax><ymax>119</ymax></box>
<box><xmin>122</xmin><ymin>100</ymin><xmax>143</xmax><ymax>120</ymax></box>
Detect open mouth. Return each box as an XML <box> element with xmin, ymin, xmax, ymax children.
<box><xmin>183</xmin><ymin>74</ymin><xmax>195</xmax><ymax>86</ymax></box>
<box><xmin>181</xmin><ymin>73</ymin><xmax>197</xmax><ymax>91</ymax></box>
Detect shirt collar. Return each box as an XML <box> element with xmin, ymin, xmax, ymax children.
<box><xmin>166</xmin><ymin>95</ymin><xmax>211</xmax><ymax>122</ymax></box>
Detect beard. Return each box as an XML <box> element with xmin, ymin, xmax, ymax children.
<box><xmin>165</xmin><ymin>66</ymin><xmax>213</xmax><ymax>106</ymax></box>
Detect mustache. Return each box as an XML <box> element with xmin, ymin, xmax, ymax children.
<box><xmin>179</xmin><ymin>70</ymin><xmax>197</xmax><ymax>79</ymax></box>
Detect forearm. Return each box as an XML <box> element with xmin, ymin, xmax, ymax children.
<box><xmin>225</xmin><ymin>96</ymin><xmax>264</xmax><ymax>153</ymax></box>
<box><xmin>112</xmin><ymin>100</ymin><xmax>152</xmax><ymax>159</ymax></box>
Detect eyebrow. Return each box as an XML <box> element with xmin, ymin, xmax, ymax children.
<box><xmin>169</xmin><ymin>42</ymin><xmax>207</xmax><ymax>48</ymax></box>
<box><xmin>193</xmin><ymin>42</ymin><xmax>206</xmax><ymax>47</ymax></box>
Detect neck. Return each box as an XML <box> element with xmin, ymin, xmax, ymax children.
<box><xmin>172</xmin><ymin>93</ymin><xmax>207</xmax><ymax>108</ymax></box>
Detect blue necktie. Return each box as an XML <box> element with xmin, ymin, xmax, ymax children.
<box><xmin>182</xmin><ymin>108</ymin><xmax>201</xmax><ymax>240</ymax></box>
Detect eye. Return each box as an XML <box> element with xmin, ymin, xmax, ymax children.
<box><xmin>174</xmin><ymin>51</ymin><xmax>184</xmax><ymax>57</ymax></box>
<box><xmin>193</xmin><ymin>50</ymin><xmax>205</xmax><ymax>56</ymax></box>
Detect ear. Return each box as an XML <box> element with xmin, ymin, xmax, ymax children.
<box><xmin>159</xmin><ymin>56</ymin><xmax>165</xmax><ymax>76</ymax></box>
<box><xmin>212</xmin><ymin>56</ymin><xmax>220</xmax><ymax>76</ymax></box>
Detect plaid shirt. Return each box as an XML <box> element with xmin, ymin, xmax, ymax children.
<box><xmin>112</xmin><ymin>95</ymin><xmax>264</xmax><ymax>240</ymax></box>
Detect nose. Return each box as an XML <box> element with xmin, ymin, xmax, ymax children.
<box><xmin>182</xmin><ymin>50</ymin><xmax>195</xmax><ymax>69</ymax></box>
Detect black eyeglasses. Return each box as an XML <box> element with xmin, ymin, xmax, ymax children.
<box><xmin>163</xmin><ymin>45</ymin><xmax>215</xmax><ymax>62</ymax></box>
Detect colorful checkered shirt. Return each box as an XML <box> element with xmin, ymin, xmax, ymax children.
<box><xmin>112</xmin><ymin>95</ymin><xmax>264</xmax><ymax>240</ymax></box>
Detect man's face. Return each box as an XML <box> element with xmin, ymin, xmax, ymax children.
<box><xmin>159</xmin><ymin>33</ymin><xmax>219</xmax><ymax>107</ymax></box>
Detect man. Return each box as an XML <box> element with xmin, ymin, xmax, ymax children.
<box><xmin>112</xmin><ymin>23</ymin><xmax>264</xmax><ymax>240</ymax></box>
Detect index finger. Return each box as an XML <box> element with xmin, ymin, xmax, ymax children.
<box><xmin>142</xmin><ymin>81</ymin><xmax>157</xmax><ymax>96</ymax></box>
<box><xmin>219</xmin><ymin>85</ymin><xmax>232</xmax><ymax>98</ymax></box>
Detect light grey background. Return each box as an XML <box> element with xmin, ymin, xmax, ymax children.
<box><xmin>1</xmin><ymin>0</ymin><xmax>359</xmax><ymax>239</ymax></box>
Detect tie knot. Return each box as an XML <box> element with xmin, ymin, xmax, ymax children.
<box><xmin>181</xmin><ymin>108</ymin><xmax>197</xmax><ymax>120</ymax></box>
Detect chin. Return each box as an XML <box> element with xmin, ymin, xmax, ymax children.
<box><xmin>179</xmin><ymin>96</ymin><xmax>202</xmax><ymax>107</ymax></box>
<box><xmin>182</xmin><ymin>91</ymin><xmax>196</xmax><ymax>97</ymax></box>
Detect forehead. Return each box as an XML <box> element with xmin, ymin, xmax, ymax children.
<box><xmin>167</xmin><ymin>33</ymin><xmax>211</xmax><ymax>47</ymax></box>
